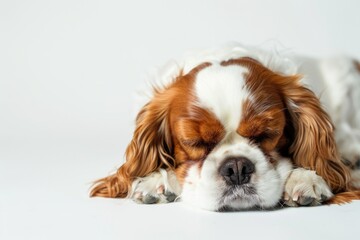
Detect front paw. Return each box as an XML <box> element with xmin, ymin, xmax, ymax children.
<box><xmin>130</xmin><ymin>169</ymin><xmax>180</xmax><ymax>204</ymax></box>
<box><xmin>283</xmin><ymin>168</ymin><xmax>333</xmax><ymax>207</ymax></box>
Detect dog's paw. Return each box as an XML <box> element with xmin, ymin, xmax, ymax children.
<box><xmin>283</xmin><ymin>168</ymin><xmax>333</xmax><ymax>207</ymax></box>
<box><xmin>130</xmin><ymin>169</ymin><xmax>181</xmax><ymax>204</ymax></box>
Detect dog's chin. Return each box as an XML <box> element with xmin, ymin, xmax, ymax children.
<box><xmin>216</xmin><ymin>185</ymin><xmax>262</xmax><ymax>211</ymax></box>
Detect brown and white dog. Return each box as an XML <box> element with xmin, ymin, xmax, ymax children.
<box><xmin>90</xmin><ymin>44</ymin><xmax>360</xmax><ymax>211</ymax></box>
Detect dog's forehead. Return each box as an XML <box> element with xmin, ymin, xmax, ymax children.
<box><xmin>194</xmin><ymin>62</ymin><xmax>250</xmax><ymax>132</ymax></box>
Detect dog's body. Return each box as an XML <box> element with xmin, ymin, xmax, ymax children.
<box><xmin>91</xmin><ymin>44</ymin><xmax>360</xmax><ymax>211</ymax></box>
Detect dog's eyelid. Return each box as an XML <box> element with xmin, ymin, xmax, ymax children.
<box><xmin>181</xmin><ymin>138</ymin><xmax>217</xmax><ymax>148</ymax></box>
<box><xmin>265</xmin><ymin>129</ymin><xmax>281</xmax><ymax>137</ymax></box>
<box><xmin>250</xmin><ymin>129</ymin><xmax>280</xmax><ymax>143</ymax></box>
<box><xmin>181</xmin><ymin>139</ymin><xmax>201</xmax><ymax>147</ymax></box>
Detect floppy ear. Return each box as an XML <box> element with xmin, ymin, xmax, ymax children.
<box><xmin>90</xmin><ymin>90</ymin><xmax>175</xmax><ymax>198</ymax></box>
<box><xmin>279</xmin><ymin>75</ymin><xmax>351</xmax><ymax>193</ymax></box>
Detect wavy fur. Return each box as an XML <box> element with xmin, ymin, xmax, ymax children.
<box><xmin>279</xmin><ymin>75</ymin><xmax>352</xmax><ymax>193</ymax></box>
<box><xmin>90</xmin><ymin>87</ymin><xmax>176</xmax><ymax>198</ymax></box>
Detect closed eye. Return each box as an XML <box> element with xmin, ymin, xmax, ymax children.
<box><xmin>251</xmin><ymin>133</ymin><xmax>269</xmax><ymax>143</ymax></box>
<box><xmin>182</xmin><ymin>139</ymin><xmax>203</xmax><ymax>147</ymax></box>
<box><xmin>181</xmin><ymin>139</ymin><xmax>217</xmax><ymax>150</ymax></box>
<box><xmin>251</xmin><ymin>130</ymin><xmax>280</xmax><ymax>143</ymax></box>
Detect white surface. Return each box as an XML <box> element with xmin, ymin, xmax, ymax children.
<box><xmin>1</xmin><ymin>1</ymin><xmax>360</xmax><ymax>240</ymax></box>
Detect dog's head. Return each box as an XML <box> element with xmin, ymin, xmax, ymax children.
<box><xmin>91</xmin><ymin>49</ymin><xmax>350</xmax><ymax>211</ymax></box>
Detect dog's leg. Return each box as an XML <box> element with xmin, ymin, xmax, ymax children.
<box><xmin>283</xmin><ymin>168</ymin><xmax>333</xmax><ymax>207</ymax></box>
<box><xmin>130</xmin><ymin>169</ymin><xmax>182</xmax><ymax>204</ymax></box>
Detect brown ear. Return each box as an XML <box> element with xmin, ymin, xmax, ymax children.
<box><xmin>279</xmin><ymin>75</ymin><xmax>351</xmax><ymax>193</ymax></box>
<box><xmin>90</xmin><ymin>90</ymin><xmax>175</xmax><ymax>198</ymax></box>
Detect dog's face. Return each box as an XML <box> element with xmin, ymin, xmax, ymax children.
<box><xmin>91</xmin><ymin>55</ymin><xmax>348</xmax><ymax>211</ymax></box>
<box><xmin>167</xmin><ymin>58</ymin><xmax>292</xmax><ymax>210</ymax></box>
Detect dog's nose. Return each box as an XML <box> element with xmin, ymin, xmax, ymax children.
<box><xmin>219</xmin><ymin>157</ymin><xmax>255</xmax><ymax>185</ymax></box>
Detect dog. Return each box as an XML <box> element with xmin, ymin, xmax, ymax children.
<box><xmin>90</xmin><ymin>43</ymin><xmax>360</xmax><ymax>211</ymax></box>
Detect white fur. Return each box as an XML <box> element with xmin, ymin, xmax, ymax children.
<box><xmin>195</xmin><ymin>64</ymin><xmax>249</xmax><ymax>133</ymax></box>
<box><xmin>130</xmin><ymin>169</ymin><xmax>181</xmax><ymax>204</ymax></box>
<box><xmin>283</xmin><ymin>168</ymin><xmax>333</xmax><ymax>206</ymax></box>
<box><xmin>180</xmin><ymin>134</ymin><xmax>293</xmax><ymax>211</ymax></box>
<box><xmin>351</xmin><ymin>170</ymin><xmax>360</xmax><ymax>189</ymax></box>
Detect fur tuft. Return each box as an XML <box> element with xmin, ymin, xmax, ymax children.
<box><xmin>90</xmin><ymin>171</ymin><xmax>130</xmax><ymax>198</ymax></box>
<box><xmin>326</xmin><ymin>190</ymin><xmax>360</xmax><ymax>204</ymax></box>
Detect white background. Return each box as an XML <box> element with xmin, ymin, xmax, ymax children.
<box><xmin>1</xmin><ymin>1</ymin><xmax>360</xmax><ymax>240</ymax></box>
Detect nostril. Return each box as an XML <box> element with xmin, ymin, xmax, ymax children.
<box><xmin>219</xmin><ymin>159</ymin><xmax>239</xmax><ymax>185</ymax></box>
<box><xmin>240</xmin><ymin>159</ymin><xmax>255</xmax><ymax>184</ymax></box>
<box><xmin>242</xmin><ymin>160</ymin><xmax>255</xmax><ymax>175</ymax></box>
<box><xmin>226</xmin><ymin>168</ymin><xmax>235</xmax><ymax>176</ymax></box>
<box><xmin>221</xmin><ymin>162</ymin><xmax>235</xmax><ymax>176</ymax></box>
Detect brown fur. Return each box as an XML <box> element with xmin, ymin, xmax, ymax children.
<box><xmin>232</xmin><ymin>59</ymin><xmax>287</xmax><ymax>155</ymax></box>
<box><xmin>326</xmin><ymin>190</ymin><xmax>360</xmax><ymax>204</ymax></box>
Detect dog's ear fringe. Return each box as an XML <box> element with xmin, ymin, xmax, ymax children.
<box><xmin>326</xmin><ymin>190</ymin><xmax>360</xmax><ymax>205</ymax></box>
<box><xmin>90</xmin><ymin>88</ymin><xmax>176</xmax><ymax>198</ymax></box>
<box><xmin>278</xmin><ymin>75</ymin><xmax>352</xmax><ymax>193</ymax></box>
<box><xmin>90</xmin><ymin>170</ymin><xmax>129</xmax><ymax>198</ymax></box>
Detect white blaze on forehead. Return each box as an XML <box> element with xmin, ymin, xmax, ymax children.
<box><xmin>195</xmin><ymin>63</ymin><xmax>249</xmax><ymax>132</ymax></box>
